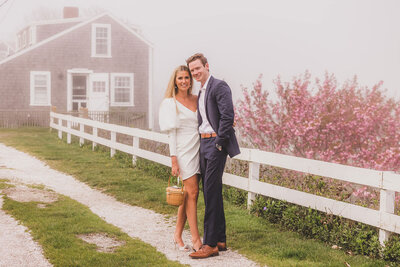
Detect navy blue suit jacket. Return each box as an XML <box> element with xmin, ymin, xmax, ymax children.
<box><xmin>198</xmin><ymin>76</ymin><xmax>240</xmax><ymax>158</ymax></box>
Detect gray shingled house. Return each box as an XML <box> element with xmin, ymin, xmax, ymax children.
<box><xmin>0</xmin><ymin>7</ymin><xmax>153</xmax><ymax>128</ymax></box>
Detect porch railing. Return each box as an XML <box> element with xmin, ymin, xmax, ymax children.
<box><xmin>0</xmin><ymin>110</ymin><xmax>50</xmax><ymax>128</ymax></box>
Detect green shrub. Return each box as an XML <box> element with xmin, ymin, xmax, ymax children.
<box><xmin>245</xmin><ymin>195</ymin><xmax>400</xmax><ymax>262</ymax></box>
<box><xmin>383</xmin><ymin>235</ymin><xmax>400</xmax><ymax>262</ymax></box>
<box><xmin>223</xmin><ymin>186</ymin><xmax>247</xmax><ymax>208</ymax></box>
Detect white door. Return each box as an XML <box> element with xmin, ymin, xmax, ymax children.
<box><xmin>88</xmin><ymin>73</ymin><xmax>109</xmax><ymax>112</ymax></box>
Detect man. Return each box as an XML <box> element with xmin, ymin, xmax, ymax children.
<box><xmin>186</xmin><ymin>53</ymin><xmax>240</xmax><ymax>259</ymax></box>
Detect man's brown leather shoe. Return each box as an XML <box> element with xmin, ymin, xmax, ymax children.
<box><xmin>217</xmin><ymin>242</ymin><xmax>227</xmax><ymax>251</ymax></box>
<box><xmin>189</xmin><ymin>245</ymin><xmax>219</xmax><ymax>259</ymax></box>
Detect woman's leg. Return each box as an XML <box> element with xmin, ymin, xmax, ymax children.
<box><xmin>174</xmin><ymin>191</ymin><xmax>187</xmax><ymax>247</ymax></box>
<box><xmin>184</xmin><ymin>174</ymin><xmax>202</xmax><ymax>250</ymax></box>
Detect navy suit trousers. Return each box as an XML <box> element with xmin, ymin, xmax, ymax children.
<box><xmin>200</xmin><ymin>137</ymin><xmax>227</xmax><ymax>247</ymax></box>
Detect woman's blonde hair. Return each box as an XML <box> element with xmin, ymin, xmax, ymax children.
<box><xmin>164</xmin><ymin>65</ymin><xmax>193</xmax><ymax>98</ymax></box>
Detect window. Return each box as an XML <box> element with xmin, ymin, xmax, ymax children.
<box><xmin>30</xmin><ymin>71</ymin><xmax>51</xmax><ymax>106</ymax></box>
<box><xmin>91</xmin><ymin>24</ymin><xmax>111</xmax><ymax>57</ymax></box>
<box><xmin>17</xmin><ymin>34</ymin><xmax>21</xmax><ymax>50</ymax></box>
<box><xmin>29</xmin><ymin>26</ymin><xmax>36</xmax><ymax>45</ymax></box>
<box><xmin>111</xmin><ymin>73</ymin><xmax>134</xmax><ymax>106</ymax></box>
<box><xmin>22</xmin><ymin>31</ymin><xmax>26</xmax><ymax>48</ymax></box>
<box><xmin>93</xmin><ymin>81</ymin><xmax>106</xmax><ymax>92</ymax></box>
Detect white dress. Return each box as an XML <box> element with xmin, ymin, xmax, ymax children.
<box><xmin>159</xmin><ymin>98</ymin><xmax>200</xmax><ymax>180</ymax></box>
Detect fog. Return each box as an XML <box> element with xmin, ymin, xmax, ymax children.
<box><xmin>1</xmin><ymin>0</ymin><xmax>400</xmax><ymax>125</ymax></box>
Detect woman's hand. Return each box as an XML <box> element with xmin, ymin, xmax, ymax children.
<box><xmin>171</xmin><ymin>156</ymin><xmax>180</xmax><ymax>177</ymax></box>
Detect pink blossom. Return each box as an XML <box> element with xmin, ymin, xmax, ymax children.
<box><xmin>235</xmin><ymin>72</ymin><xmax>400</xmax><ymax>173</ymax></box>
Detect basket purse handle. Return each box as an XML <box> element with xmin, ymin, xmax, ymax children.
<box><xmin>168</xmin><ymin>175</ymin><xmax>184</xmax><ymax>192</ymax></box>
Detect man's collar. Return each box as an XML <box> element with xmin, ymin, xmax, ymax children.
<box><xmin>201</xmin><ymin>75</ymin><xmax>212</xmax><ymax>90</ymax></box>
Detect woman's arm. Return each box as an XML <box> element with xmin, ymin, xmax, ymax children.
<box><xmin>168</xmin><ymin>128</ymin><xmax>180</xmax><ymax>177</ymax></box>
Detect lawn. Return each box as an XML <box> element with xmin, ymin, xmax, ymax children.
<box><xmin>0</xmin><ymin>180</ymin><xmax>183</xmax><ymax>267</ymax></box>
<box><xmin>0</xmin><ymin>127</ymin><xmax>389</xmax><ymax>266</ymax></box>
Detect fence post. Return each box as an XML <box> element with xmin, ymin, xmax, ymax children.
<box><xmin>67</xmin><ymin>120</ymin><xmax>71</xmax><ymax>144</ymax></box>
<box><xmin>247</xmin><ymin>161</ymin><xmax>260</xmax><ymax>209</ymax></box>
<box><xmin>79</xmin><ymin>123</ymin><xmax>84</xmax><ymax>146</ymax></box>
<box><xmin>110</xmin><ymin>131</ymin><xmax>116</xmax><ymax>157</ymax></box>
<box><xmin>50</xmin><ymin>106</ymin><xmax>56</xmax><ymax>131</ymax></box>
<box><xmin>379</xmin><ymin>186</ymin><xmax>395</xmax><ymax>246</ymax></box>
<box><xmin>132</xmin><ymin>136</ymin><xmax>139</xmax><ymax>165</ymax></box>
<box><xmin>92</xmin><ymin>127</ymin><xmax>98</xmax><ymax>150</ymax></box>
<box><xmin>58</xmin><ymin>118</ymin><xmax>62</xmax><ymax>139</ymax></box>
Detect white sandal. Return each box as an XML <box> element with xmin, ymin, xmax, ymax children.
<box><xmin>174</xmin><ymin>240</ymin><xmax>191</xmax><ymax>252</ymax></box>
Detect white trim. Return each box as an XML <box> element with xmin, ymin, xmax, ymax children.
<box><xmin>17</xmin><ymin>34</ymin><xmax>21</xmax><ymax>50</ymax></box>
<box><xmin>67</xmin><ymin>68</ymin><xmax>93</xmax><ymax>74</ymax></box>
<box><xmin>30</xmin><ymin>71</ymin><xmax>51</xmax><ymax>106</ymax></box>
<box><xmin>22</xmin><ymin>31</ymin><xmax>27</xmax><ymax>48</ymax></box>
<box><xmin>67</xmin><ymin>72</ymin><xmax>72</xmax><ymax>111</ymax></box>
<box><xmin>29</xmin><ymin>27</ymin><xmax>32</xmax><ymax>45</ymax></box>
<box><xmin>91</xmin><ymin>23</ymin><xmax>111</xmax><ymax>58</ymax></box>
<box><xmin>110</xmin><ymin>73</ymin><xmax>134</xmax><ymax>107</ymax></box>
<box><xmin>30</xmin><ymin>17</ymin><xmax>84</xmax><ymax>26</ymax></box>
<box><xmin>29</xmin><ymin>25</ymin><xmax>37</xmax><ymax>45</ymax></box>
<box><xmin>148</xmin><ymin>46</ymin><xmax>154</xmax><ymax>129</ymax></box>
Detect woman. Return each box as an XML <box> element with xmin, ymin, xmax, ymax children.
<box><xmin>159</xmin><ymin>65</ymin><xmax>202</xmax><ymax>252</ymax></box>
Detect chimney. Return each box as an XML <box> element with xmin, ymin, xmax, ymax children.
<box><xmin>63</xmin><ymin>7</ymin><xmax>79</xmax><ymax>19</ymax></box>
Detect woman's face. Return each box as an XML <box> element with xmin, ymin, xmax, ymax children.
<box><xmin>175</xmin><ymin>70</ymin><xmax>191</xmax><ymax>93</ymax></box>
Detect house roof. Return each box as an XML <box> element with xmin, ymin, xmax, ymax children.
<box><xmin>0</xmin><ymin>12</ymin><xmax>153</xmax><ymax>66</ymax></box>
<box><xmin>27</xmin><ymin>17</ymin><xmax>85</xmax><ymax>27</ymax></box>
<box><xmin>0</xmin><ymin>40</ymin><xmax>15</xmax><ymax>52</ymax></box>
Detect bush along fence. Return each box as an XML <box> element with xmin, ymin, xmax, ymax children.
<box><xmin>49</xmin><ymin>111</ymin><xmax>400</xmax><ymax>248</ymax></box>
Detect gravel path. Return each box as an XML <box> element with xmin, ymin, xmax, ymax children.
<box><xmin>0</xmin><ymin>143</ymin><xmax>259</xmax><ymax>267</ymax></box>
<box><xmin>0</xmin><ymin>198</ymin><xmax>52</xmax><ymax>267</ymax></box>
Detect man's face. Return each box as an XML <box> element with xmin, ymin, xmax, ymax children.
<box><xmin>188</xmin><ymin>59</ymin><xmax>209</xmax><ymax>85</ymax></box>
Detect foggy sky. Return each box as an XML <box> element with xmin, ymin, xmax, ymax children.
<box><xmin>1</xmin><ymin>0</ymin><xmax>399</xmax><ymax>107</ymax></box>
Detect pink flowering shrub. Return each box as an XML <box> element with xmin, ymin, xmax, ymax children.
<box><xmin>236</xmin><ymin>71</ymin><xmax>400</xmax><ymax>172</ymax></box>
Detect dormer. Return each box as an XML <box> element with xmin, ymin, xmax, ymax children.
<box><xmin>15</xmin><ymin>7</ymin><xmax>83</xmax><ymax>51</ymax></box>
<box><xmin>16</xmin><ymin>25</ymin><xmax>35</xmax><ymax>51</ymax></box>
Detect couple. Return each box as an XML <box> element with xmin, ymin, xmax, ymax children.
<box><xmin>159</xmin><ymin>53</ymin><xmax>240</xmax><ymax>259</ymax></box>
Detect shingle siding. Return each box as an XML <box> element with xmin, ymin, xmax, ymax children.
<box><xmin>35</xmin><ymin>21</ymin><xmax>81</xmax><ymax>43</ymax></box>
<box><xmin>0</xmin><ymin>15</ymin><xmax>150</xmax><ymax>126</ymax></box>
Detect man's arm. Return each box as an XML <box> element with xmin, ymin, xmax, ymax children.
<box><xmin>214</xmin><ymin>81</ymin><xmax>234</xmax><ymax>147</ymax></box>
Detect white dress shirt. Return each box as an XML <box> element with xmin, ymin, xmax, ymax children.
<box><xmin>198</xmin><ymin>75</ymin><xmax>215</xmax><ymax>134</ymax></box>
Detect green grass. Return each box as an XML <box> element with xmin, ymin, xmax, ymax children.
<box><xmin>0</xmin><ymin>182</ymin><xmax>182</xmax><ymax>267</ymax></box>
<box><xmin>0</xmin><ymin>127</ymin><xmax>389</xmax><ymax>266</ymax></box>
<box><xmin>0</xmin><ymin>179</ymin><xmax>13</xmax><ymax>189</ymax></box>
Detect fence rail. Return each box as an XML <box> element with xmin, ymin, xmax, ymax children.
<box><xmin>63</xmin><ymin>110</ymin><xmax>147</xmax><ymax>129</ymax></box>
<box><xmin>49</xmin><ymin>111</ymin><xmax>400</xmax><ymax>246</ymax></box>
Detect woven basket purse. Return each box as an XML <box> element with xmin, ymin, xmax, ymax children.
<box><xmin>166</xmin><ymin>176</ymin><xmax>184</xmax><ymax>206</ymax></box>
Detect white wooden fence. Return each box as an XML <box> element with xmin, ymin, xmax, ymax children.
<box><xmin>50</xmin><ymin>111</ymin><xmax>400</xmax><ymax>246</ymax></box>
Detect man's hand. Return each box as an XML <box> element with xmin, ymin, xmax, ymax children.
<box><xmin>216</xmin><ymin>143</ymin><xmax>222</xmax><ymax>151</ymax></box>
<box><xmin>171</xmin><ymin>156</ymin><xmax>180</xmax><ymax>177</ymax></box>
